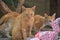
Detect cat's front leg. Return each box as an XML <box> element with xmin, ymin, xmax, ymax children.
<box><xmin>5</xmin><ymin>27</ymin><xmax>12</xmax><ymax>38</ymax></box>
<box><xmin>5</xmin><ymin>32</ymin><xmax>12</xmax><ymax>38</ymax></box>
<box><xmin>29</xmin><ymin>26</ymin><xmax>33</xmax><ymax>37</ymax></box>
<box><xmin>22</xmin><ymin>28</ymin><xmax>27</xmax><ymax>40</ymax></box>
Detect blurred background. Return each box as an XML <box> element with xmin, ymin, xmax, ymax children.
<box><xmin>0</xmin><ymin>0</ymin><xmax>58</xmax><ymax>18</ymax></box>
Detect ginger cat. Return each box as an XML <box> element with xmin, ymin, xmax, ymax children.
<box><xmin>33</xmin><ymin>13</ymin><xmax>56</xmax><ymax>33</ymax></box>
<box><xmin>0</xmin><ymin>12</ymin><xmax>20</xmax><ymax>38</ymax></box>
<box><xmin>12</xmin><ymin>6</ymin><xmax>36</xmax><ymax>40</ymax></box>
<box><xmin>0</xmin><ymin>12</ymin><xmax>20</xmax><ymax>25</ymax></box>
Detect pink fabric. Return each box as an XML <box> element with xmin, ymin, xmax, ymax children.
<box><xmin>52</xmin><ymin>18</ymin><xmax>60</xmax><ymax>33</ymax></box>
<box><xmin>34</xmin><ymin>18</ymin><xmax>60</xmax><ymax>40</ymax></box>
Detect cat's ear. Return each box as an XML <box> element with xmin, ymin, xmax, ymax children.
<box><xmin>44</xmin><ymin>13</ymin><xmax>48</xmax><ymax>18</ymax></box>
<box><xmin>52</xmin><ymin>13</ymin><xmax>56</xmax><ymax>17</ymax></box>
<box><xmin>22</xmin><ymin>6</ymin><xmax>26</xmax><ymax>11</ymax></box>
<box><xmin>32</xmin><ymin>6</ymin><xmax>36</xmax><ymax>11</ymax></box>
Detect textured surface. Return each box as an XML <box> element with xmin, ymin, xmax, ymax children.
<box><xmin>0</xmin><ymin>38</ymin><xmax>11</xmax><ymax>40</ymax></box>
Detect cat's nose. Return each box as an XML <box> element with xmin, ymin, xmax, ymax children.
<box><xmin>28</xmin><ymin>16</ymin><xmax>30</xmax><ymax>19</ymax></box>
<box><xmin>49</xmin><ymin>20</ymin><xmax>52</xmax><ymax>22</ymax></box>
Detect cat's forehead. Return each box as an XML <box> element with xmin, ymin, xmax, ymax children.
<box><xmin>48</xmin><ymin>16</ymin><xmax>52</xmax><ymax>18</ymax></box>
<box><xmin>25</xmin><ymin>8</ymin><xmax>33</xmax><ymax>11</ymax></box>
<box><xmin>24</xmin><ymin>8</ymin><xmax>34</xmax><ymax>13</ymax></box>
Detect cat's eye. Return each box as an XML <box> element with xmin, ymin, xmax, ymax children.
<box><xmin>31</xmin><ymin>14</ymin><xmax>32</xmax><ymax>16</ymax></box>
<box><xmin>49</xmin><ymin>20</ymin><xmax>52</xmax><ymax>22</ymax></box>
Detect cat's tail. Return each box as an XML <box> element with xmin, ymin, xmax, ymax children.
<box><xmin>0</xmin><ymin>15</ymin><xmax>9</xmax><ymax>25</ymax></box>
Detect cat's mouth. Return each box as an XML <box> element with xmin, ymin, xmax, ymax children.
<box><xmin>27</xmin><ymin>16</ymin><xmax>31</xmax><ymax>19</ymax></box>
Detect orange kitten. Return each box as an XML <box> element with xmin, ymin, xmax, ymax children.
<box><xmin>33</xmin><ymin>13</ymin><xmax>56</xmax><ymax>32</ymax></box>
<box><xmin>12</xmin><ymin>6</ymin><xmax>36</xmax><ymax>40</ymax></box>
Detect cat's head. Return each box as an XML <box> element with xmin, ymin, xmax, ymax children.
<box><xmin>22</xmin><ymin>6</ymin><xmax>36</xmax><ymax>18</ymax></box>
<box><xmin>44</xmin><ymin>13</ymin><xmax>56</xmax><ymax>25</ymax></box>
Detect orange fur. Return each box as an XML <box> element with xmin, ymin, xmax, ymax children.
<box><xmin>0</xmin><ymin>12</ymin><xmax>20</xmax><ymax>24</ymax></box>
<box><xmin>0</xmin><ymin>12</ymin><xmax>20</xmax><ymax>38</ymax></box>
<box><xmin>33</xmin><ymin>15</ymin><xmax>45</xmax><ymax>31</ymax></box>
<box><xmin>12</xmin><ymin>6</ymin><xmax>36</xmax><ymax>40</ymax></box>
<box><xmin>33</xmin><ymin>13</ymin><xmax>56</xmax><ymax>32</ymax></box>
